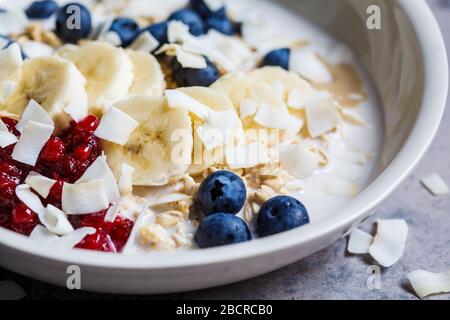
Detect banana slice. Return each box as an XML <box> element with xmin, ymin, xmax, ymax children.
<box><xmin>176</xmin><ymin>87</ymin><xmax>243</xmax><ymax>175</ymax></box>
<box><xmin>57</xmin><ymin>41</ymin><xmax>134</xmax><ymax>114</ymax></box>
<box><xmin>126</xmin><ymin>50</ymin><xmax>166</xmax><ymax>97</ymax></box>
<box><xmin>4</xmin><ymin>56</ymin><xmax>88</xmax><ymax>129</ymax></box>
<box><xmin>103</xmin><ymin>96</ymin><xmax>193</xmax><ymax>186</ymax></box>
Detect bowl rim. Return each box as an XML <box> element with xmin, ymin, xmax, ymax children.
<box><xmin>0</xmin><ymin>0</ymin><xmax>448</xmax><ymax>270</ymax></box>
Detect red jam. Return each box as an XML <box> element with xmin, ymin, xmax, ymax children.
<box><xmin>0</xmin><ymin>116</ymin><xmax>134</xmax><ymax>252</ymax></box>
<box><xmin>69</xmin><ymin>209</ymin><xmax>134</xmax><ymax>253</ymax></box>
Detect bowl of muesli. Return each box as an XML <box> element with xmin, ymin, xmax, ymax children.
<box><xmin>0</xmin><ymin>0</ymin><xmax>447</xmax><ymax>293</ymax></box>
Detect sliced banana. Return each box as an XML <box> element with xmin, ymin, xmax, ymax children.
<box><xmin>126</xmin><ymin>50</ymin><xmax>166</xmax><ymax>97</ymax></box>
<box><xmin>5</xmin><ymin>56</ymin><xmax>88</xmax><ymax>129</ymax></box>
<box><xmin>103</xmin><ymin>96</ymin><xmax>193</xmax><ymax>186</ymax></box>
<box><xmin>176</xmin><ymin>87</ymin><xmax>243</xmax><ymax>175</ymax></box>
<box><xmin>57</xmin><ymin>41</ymin><xmax>134</xmax><ymax>114</ymax></box>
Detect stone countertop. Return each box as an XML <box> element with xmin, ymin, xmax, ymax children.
<box><xmin>1</xmin><ymin>0</ymin><xmax>449</xmax><ymax>300</ymax></box>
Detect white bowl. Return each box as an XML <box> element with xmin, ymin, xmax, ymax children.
<box><xmin>0</xmin><ymin>0</ymin><xmax>447</xmax><ymax>294</ymax></box>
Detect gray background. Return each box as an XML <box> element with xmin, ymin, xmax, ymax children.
<box><xmin>1</xmin><ymin>0</ymin><xmax>449</xmax><ymax>300</ymax></box>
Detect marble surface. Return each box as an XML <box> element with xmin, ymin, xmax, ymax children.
<box><xmin>1</xmin><ymin>0</ymin><xmax>449</xmax><ymax>300</ymax></box>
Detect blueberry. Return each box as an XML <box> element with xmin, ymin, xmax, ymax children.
<box><xmin>25</xmin><ymin>0</ymin><xmax>59</xmax><ymax>19</ymax></box>
<box><xmin>197</xmin><ymin>170</ymin><xmax>246</xmax><ymax>216</ymax></box>
<box><xmin>205</xmin><ymin>16</ymin><xmax>235</xmax><ymax>35</ymax></box>
<box><xmin>140</xmin><ymin>21</ymin><xmax>168</xmax><ymax>48</ymax></box>
<box><xmin>168</xmin><ymin>9</ymin><xmax>205</xmax><ymax>36</ymax></box>
<box><xmin>195</xmin><ymin>213</ymin><xmax>252</xmax><ymax>248</ymax></box>
<box><xmin>190</xmin><ymin>0</ymin><xmax>226</xmax><ymax>18</ymax></box>
<box><xmin>55</xmin><ymin>3</ymin><xmax>92</xmax><ymax>44</ymax></box>
<box><xmin>0</xmin><ymin>7</ymin><xmax>5</xmax><ymax>13</ymax></box>
<box><xmin>261</xmin><ymin>48</ymin><xmax>291</xmax><ymax>70</ymax></box>
<box><xmin>172</xmin><ymin>57</ymin><xmax>220</xmax><ymax>87</ymax></box>
<box><xmin>109</xmin><ymin>17</ymin><xmax>140</xmax><ymax>47</ymax></box>
<box><xmin>256</xmin><ymin>196</ymin><xmax>310</xmax><ymax>237</ymax></box>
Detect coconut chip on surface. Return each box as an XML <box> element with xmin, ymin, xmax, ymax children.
<box><xmin>420</xmin><ymin>173</ymin><xmax>449</xmax><ymax>196</ymax></box>
<box><xmin>368</xmin><ymin>219</ymin><xmax>409</xmax><ymax>268</ymax></box>
<box><xmin>407</xmin><ymin>269</ymin><xmax>450</xmax><ymax>299</ymax></box>
<box><xmin>347</xmin><ymin>228</ymin><xmax>374</xmax><ymax>254</ymax></box>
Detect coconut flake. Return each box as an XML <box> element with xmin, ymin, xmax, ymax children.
<box><xmin>155</xmin><ymin>43</ymin><xmax>178</xmax><ymax>56</ymax></box>
<box><xmin>239</xmin><ymin>99</ymin><xmax>258</xmax><ymax>119</ymax></box>
<box><xmin>182</xmin><ymin>36</ymin><xmax>236</xmax><ymax>72</ymax></box>
<box><xmin>197</xmin><ymin>110</ymin><xmax>238</xmax><ymax>150</ymax></box>
<box><xmin>62</xmin><ymin>180</ymin><xmax>110</xmax><ymax>215</ymax></box>
<box><xmin>0</xmin><ymin>43</ymin><xmax>23</xmax><ymax>82</ymax></box>
<box><xmin>39</xmin><ymin>205</ymin><xmax>74</xmax><ymax>236</ymax></box>
<box><xmin>104</xmin><ymin>201</ymin><xmax>121</xmax><ymax>223</ymax></box>
<box><xmin>16</xmin><ymin>99</ymin><xmax>54</xmax><ymax>133</ymax></box>
<box><xmin>254</xmin><ymin>104</ymin><xmax>303</xmax><ymax>132</ymax></box>
<box><xmin>407</xmin><ymin>269</ymin><xmax>450</xmax><ymax>299</ymax></box>
<box><xmin>287</xmin><ymin>87</ymin><xmax>317</xmax><ymax>110</ymax></box>
<box><xmin>196</xmin><ymin>125</ymin><xmax>223</xmax><ymax>150</ymax></box>
<box><xmin>94</xmin><ymin>107</ymin><xmax>139</xmax><ymax>146</ymax></box>
<box><xmin>348</xmin><ymin>228</ymin><xmax>374</xmax><ymax>254</ymax></box>
<box><xmin>280</xmin><ymin>144</ymin><xmax>320</xmax><ymax>179</ymax></box>
<box><xmin>305</xmin><ymin>93</ymin><xmax>340</xmax><ymax>138</ymax></box>
<box><xmin>55</xmin><ymin>227</ymin><xmax>97</xmax><ymax>249</ymax></box>
<box><xmin>25</xmin><ymin>173</ymin><xmax>56</xmax><ymax>198</ymax></box>
<box><xmin>12</xmin><ymin>121</ymin><xmax>54</xmax><ymax>166</ymax></box>
<box><xmin>63</xmin><ymin>81</ymin><xmax>88</xmax><ymax>122</ymax></box>
<box><xmin>176</xmin><ymin>48</ymin><xmax>207</xmax><ymax>69</ymax></box>
<box><xmin>185</xmin><ymin>30</ymin><xmax>253</xmax><ymax>72</ymax></box>
<box><xmin>204</xmin><ymin>0</ymin><xmax>224</xmax><ymax>11</ymax></box>
<box><xmin>30</xmin><ymin>225</ymin><xmax>59</xmax><ymax>243</ymax></box>
<box><xmin>325</xmin><ymin>178</ymin><xmax>359</xmax><ymax>197</ymax></box>
<box><xmin>21</xmin><ymin>41</ymin><xmax>54</xmax><ymax>58</ymax></box>
<box><xmin>165</xmin><ymin>89</ymin><xmax>211</xmax><ymax>120</ymax></box>
<box><xmin>421</xmin><ymin>173</ymin><xmax>449</xmax><ymax>196</ymax></box>
<box><xmin>0</xmin><ymin>10</ymin><xmax>28</xmax><ymax>36</ymax></box>
<box><xmin>0</xmin><ymin>131</ymin><xmax>18</xmax><ymax>148</ymax></box>
<box><xmin>168</xmin><ymin>20</ymin><xmax>191</xmax><ymax>43</ymax></box>
<box><xmin>149</xmin><ymin>193</ymin><xmax>190</xmax><ymax>207</ymax></box>
<box><xmin>0</xmin><ymin>281</ymin><xmax>26</xmax><ymax>300</ymax></box>
<box><xmin>99</xmin><ymin>31</ymin><xmax>122</xmax><ymax>47</ymax></box>
<box><xmin>129</xmin><ymin>31</ymin><xmax>159</xmax><ymax>53</ymax></box>
<box><xmin>368</xmin><ymin>219</ymin><xmax>408</xmax><ymax>267</ymax></box>
<box><xmin>290</xmin><ymin>47</ymin><xmax>332</xmax><ymax>83</ymax></box>
<box><xmin>226</xmin><ymin>141</ymin><xmax>269</xmax><ymax>169</ymax></box>
<box><xmin>15</xmin><ymin>184</ymin><xmax>45</xmax><ymax>215</ymax></box>
<box><xmin>157</xmin><ymin>43</ymin><xmax>207</xmax><ymax>69</ymax></box>
<box><xmin>0</xmin><ymin>119</ymin><xmax>18</xmax><ymax>148</ymax></box>
<box><xmin>76</xmin><ymin>155</ymin><xmax>120</xmax><ymax>203</ymax></box>
<box><xmin>118</xmin><ymin>163</ymin><xmax>135</xmax><ymax>196</ymax></box>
